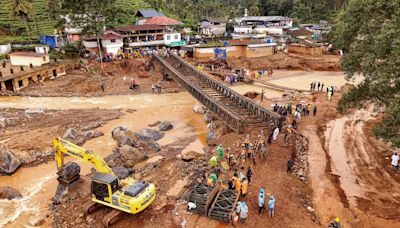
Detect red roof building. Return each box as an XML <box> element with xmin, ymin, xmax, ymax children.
<box><xmin>143</xmin><ymin>16</ymin><xmax>182</xmax><ymax>26</ymax></box>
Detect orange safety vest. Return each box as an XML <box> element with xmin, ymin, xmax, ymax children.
<box><xmin>233</xmin><ymin>177</ymin><xmax>241</xmax><ymax>191</ymax></box>
<box><xmin>241</xmin><ymin>180</ymin><xmax>248</xmax><ymax>195</ymax></box>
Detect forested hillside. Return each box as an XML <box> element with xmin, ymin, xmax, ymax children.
<box><xmin>0</xmin><ymin>0</ymin><xmax>55</xmax><ymax>36</ymax></box>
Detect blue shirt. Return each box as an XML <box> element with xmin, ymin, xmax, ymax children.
<box><xmin>268</xmin><ymin>198</ymin><xmax>275</xmax><ymax>209</ymax></box>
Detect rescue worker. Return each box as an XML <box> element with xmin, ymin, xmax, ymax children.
<box><xmin>243</xmin><ymin>134</ymin><xmax>251</xmax><ymax>150</ymax></box>
<box><xmin>209</xmin><ymin>173</ymin><xmax>218</xmax><ymax>184</ymax></box>
<box><xmin>208</xmin><ymin>155</ymin><xmax>218</xmax><ymax>168</ymax></box>
<box><xmin>273</xmin><ymin>127</ymin><xmax>280</xmax><ymax>141</ymax></box>
<box><xmin>241</xmin><ymin>178</ymin><xmax>248</xmax><ymax>197</ymax></box>
<box><xmin>240</xmin><ymin>202</ymin><xmax>248</xmax><ymax>223</ymax></box>
<box><xmin>217</xmin><ymin>144</ymin><xmax>224</xmax><ymax>160</ymax></box>
<box><xmin>233</xmin><ymin>176</ymin><xmax>241</xmax><ymax>192</ymax></box>
<box><xmin>246</xmin><ymin>166</ymin><xmax>253</xmax><ymax>183</ymax></box>
<box><xmin>258</xmin><ymin>193</ymin><xmax>265</xmax><ymax>214</ymax></box>
<box><xmin>268</xmin><ymin>195</ymin><xmax>275</xmax><ymax>218</ymax></box>
<box><xmin>329</xmin><ymin>217</ymin><xmax>341</xmax><ymax>228</ymax></box>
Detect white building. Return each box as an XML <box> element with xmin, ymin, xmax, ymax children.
<box><xmin>8</xmin><ymin>52</ymin><xmax>50</xmax><ymax>66</ymax></box>
<box><xmin>200</xmin><ymin>19</ymin><xmax>226</xmax><ymax>37</ymax></box>
<box><xmin>234</xmin><ymin>16</ymin><xmax>293</xmax><ymax>36</ymax></box>
<box><xmin>164</xmin><ymin>32</ymin><xmax>181</xmax><ymax>46</ymax></box>
<box><xmin>82</xmin><ymin>31</ymin><xmax>123</xmax><ymax>57</ymax></box>
<box><xmin>0</xmin><ymin>44</ymin><xmax>11</xmax><ymax>55</ymax></box>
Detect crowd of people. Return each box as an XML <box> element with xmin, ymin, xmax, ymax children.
<box><xmin>309</xmin><ymin>81</ymin><xmax>337</xmax><ymax>101</ymax></box>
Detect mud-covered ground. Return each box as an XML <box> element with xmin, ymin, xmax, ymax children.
<box><xmin>226</xmin><ymin>53</ymin><xmax>341</xmax><ymax>71</ymax></box>
<box><xmin>15</xmin><ymin>58</ymin><xmax>183</xmax><ymax>97</ymax></box>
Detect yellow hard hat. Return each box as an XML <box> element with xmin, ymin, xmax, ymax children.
<box><xmin>335</xmin><ymin>217</ymin><xmax>340</xmax><ymax>222</ymax></box>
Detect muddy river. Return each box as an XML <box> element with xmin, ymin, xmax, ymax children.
<box><xmin>0</xmin><ymin>71</ymin><xmax>358</xmax><ymax>227</ymax></box>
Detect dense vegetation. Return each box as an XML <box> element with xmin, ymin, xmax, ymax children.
<box><xmin>333</xmin><ymin>0</ymin><xmax>400</xmax><ymax>147</ymax></box>
<box><xmin>0</xmin><ymin>0</ymin><xmax>55</xmax><ymax>38</ymax></box>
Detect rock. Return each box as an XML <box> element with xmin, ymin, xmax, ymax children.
<box><xmin>120</xmin><ymin>146</ymin><xmax>146</xmax><ymax>163</ymax></box>
<box><xmin>0</xmin><ymin>117</ymin><xmax>7</xmax><ymax>128</ymax></box>
<box><xmin>29</xmin><ymin>214</ymin><xmax>45</xmax><ymax>226</ymax></box>
<box><xmin>146</xmin><ymin>155</ymin><xmax>164</xmax><ymax>165</ymax></box>
<box><xmin>148</xmin><ymin>121</ymin><xmax>161</xmax><ymax>127</ymax></box>
<box><xmin>0</xmin><ymin>147</ymin><xmax>21</xmax><ymax>174</ymax></box>
<box><xmin>192</xmin><ymin>103</ymin><xmax>205</xmax><ymax>114</ymax></box>
<box><xmin>135</xmin><ymin>129</ymin><xmax>164</xmax><ymax>141</ymax></box>
<box><xmin>166</xmin><ymin>177</ymin><xmax>190</xmax><ymax>198</ymax></box>
<box><xmin>120</xmin><ymin>136</ymin><xmax>135</xmax><ymax>147</ymax></box>
<box><xmin>83</xmin><ymin>130</ymin><xmax>104</xmax><ymax>140</ymax></box>
<box><xmin>112</xmin><ymin>166</ymin><xmax>129</xmax><ymax>179</ymax></box>
<box><xmin>111</xmin><ymin>126</ymin><xmax>128</xmax><ymax>140</ymax></box>
<box><xmin>63</xmin><ymin>128</ymin><xmax>78</xmax><ymax>141</ymax></box>
<box><xmin>58</xmin><ymin>162</ymin><xmax>80</xmax><ymax>180</ymax></box>
<box><xmin>307</xmin><ymin>206</ymin><xmax>314</xmax><ymax>213</ymax></box>
<box><xmin>159</xmin><ymin>121</ymin><xmax>173</xmax><ymax>131</ymax></box>
<box><xmin>181</xmin><ymin>150</ymin><xmax>205</xmax><ymax>162</ymax></box>
<box><xmin>0</xmin><ymin>186</ymin><xmax>22</xmax><ymax>200</ymax></box>
<box><xmin>145</xmin><ymin>140</ymin><xmax>161</xmax><ymax>152</ymax></box>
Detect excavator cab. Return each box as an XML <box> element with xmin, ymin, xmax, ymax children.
<box><xmin>91</xmin><ymin>173</ymin><xmax>119</xmax><ymax>202</ymax></box>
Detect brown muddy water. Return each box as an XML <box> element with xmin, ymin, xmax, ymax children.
<box><xmin>0</xmin><ymin>92</ymin><xmax>208</xmax><ymax>228</ymax></box>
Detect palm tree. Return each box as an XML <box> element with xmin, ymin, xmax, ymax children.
<box><xmin>8</xmin><ymin>0</ymin><xmax>33</xmax><ymax>37</ymax></box>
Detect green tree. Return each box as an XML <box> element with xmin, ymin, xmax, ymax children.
<box><xmin>7</xmin><ymin>0</ymin><xmax>33</xmax><ymax>37</ymax></box>
<box><xmin>63</xmin><ymin>0</ymin><xmax>118</xmax><ymax>68</ymax></box>
<box><xmin>333</xmin><ymin>0</ymin><xmax>400</xmax><ymax>147</ymax></box>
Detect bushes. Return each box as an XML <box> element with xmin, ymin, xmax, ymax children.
<box><xmin>0</xmin><ymin>54</ymin><xmax>9</xmax><ymax>60</ymax></box>
<box><xmin>337</xmin><ymin>82</ymin><xmax>371</xmax><ymax>114</ymax></box>
<box><xmin>373</xmin><ymin>100</ymin><xmax>400</xmax><ymax>147</ymax></box>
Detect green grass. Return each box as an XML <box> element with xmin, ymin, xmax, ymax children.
<box><xmin>0</xmin><ymin>35</ymin><xmax>39</xmax><ymax>44</ymax></box>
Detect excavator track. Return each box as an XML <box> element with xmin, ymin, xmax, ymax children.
<box><xmin>84</xmin><ymin>201</ymin><xmax>104</xmax><ymax>214</ymax></box>
<box><xmin>102</xmin><ymin>209</ymin><xmax>124</xmax><ymax>228</ymax></box>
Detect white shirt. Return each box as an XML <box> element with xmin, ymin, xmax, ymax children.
<box><xmin>391</xmin><ymin>154</ymin><xmax>399</xmax><ymax>166</ymax></box>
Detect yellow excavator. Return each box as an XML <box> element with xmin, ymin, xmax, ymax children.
<box><xmin>53</xmin><ymin>137</ymin><xmax>156</xmax><ymax>225</ymax></box>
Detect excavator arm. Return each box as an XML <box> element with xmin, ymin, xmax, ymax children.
<box><xmin>53</xmin><ymin>137</ymin><xmax>115</xmax><ymax>175</ymax></box>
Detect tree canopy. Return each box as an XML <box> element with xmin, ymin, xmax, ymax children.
<box><xmin>333</xmin><ymin>0</ymin><xmax>400</xmax><ymax>147</ymax></box>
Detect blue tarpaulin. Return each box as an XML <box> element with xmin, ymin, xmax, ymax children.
<box><xmin>214</xmin><ymin>48</ymin><xmax>227</xmax><ymax>60</ymax></box>
<box><xmin>40</xmin><ymin>36</ymin><xmax>57</xmax><ymax>49</ymax></box>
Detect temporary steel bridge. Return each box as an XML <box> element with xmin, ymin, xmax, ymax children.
<box><xmin>154</xmin><ymin>52</ymin><xmax>284</xmax><ymax>134</ymax></box>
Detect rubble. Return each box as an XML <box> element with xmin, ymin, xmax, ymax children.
<box><xmin>0</xmin><ymin>147</ymin><xmax>21</xmax><ymax>174</ymax></box>
<box><xmin>159</xmin><ymin>121</ymin><xmax>173</xmax><ymax>131</ymax></box>
<box><xmin>293</xmin><ymin>134</ymin><xmax>309</xmax><ymax>182</ymax></box>
<box><xmin>0</xmin><ymin>186</ymin><xmax>23</xmax><ymax>200</ymax></box>
<box><xmin>0</xmin><ymin>116</ymin><xmax>8</xmax><ymax>128</ymax></box>
<box><xmin>63</xmin><ymin>128</ymin><xmax>104</xmax><ymax>146</ymax></box>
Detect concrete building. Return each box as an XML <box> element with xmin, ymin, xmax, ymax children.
<box><xmin>115</xmin><ymin>25</ymin><xmax>184</xmax><ymax>48</ymax></box>
<box><xmin>200</xmin><ymin>18</ymin><xmax>226</xmax><ymax>37</ymax></box>
<box><xmin>9</xmin><ymin>52</ymin><xmax>50</xmax><ymax>66</ymax></box>
<box><xmin>0</xmin><ymin>44</ymin><xmax>11</xmax><ymax>55</ymax></box>
<box><xmin>0</xmin><ymin>60</ymin><xmax>66</xmax><ymax>92</ymax></box>
<box><xmin>82</xmin><ymin>32</ymin><xmax>124</xmax><ymax>57</ymax></box>
<box><xmin>233</xmin><ymin>16</ymin><xmax>293</xmax><ymax>36</ymax></box>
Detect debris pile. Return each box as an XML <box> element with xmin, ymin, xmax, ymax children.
<box><xmin>293</xmin><ymin>135</ymin><xmax>308</xmax><ymax>182</ymax></box>
<box><xmin>63</xmin><ymin>128</ymin><xmax>104</xmax><ymax>146</ymax></box>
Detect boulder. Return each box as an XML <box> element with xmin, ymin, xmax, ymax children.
<box><xmin>83</xmin><ymin>130</ymin><xmax>104</xmax><ymax>141</ymax></box>
<box><xmin>63</xmin><ymin>128</ymin><xmax>78</xmax><ymax>141</ymax></box>
<box><xmin>111</xmin><ymin>126</ymin><xmax>128</xmax><ymax>141</ymax></box>
<box><xmin>145</xmin><ymin>140</ymin><xmax>161</xmax><ymax>152</ymax></box>
<box><xmin>159</xmin><ymin>121</ymin><xmax>173</xmax><ymax>131</ymax></box>
<box><xmin>0</xmin><ymin>147</ymin><xmax>21</xmax><ymax>174</ymax></box>
<box><xmin>146</xmin><ymin>155</ymin><xmax>164</xmax><ymax>165</ymax></box>
<box><xmin>120</xmin><ymin>146</ymin><xmax>146</xmax><ymax>167</ymax></box>
<box><xmin>58</xmin><ymin>162</ymin><xmax>80</xmax><ymax>181</ymax></box>
<box><xmin>181</xmin><ymin>150</ymin><xmax>205</xmax><ymax>162</ymax></box>
<box><xmin>134</xmin><ymin>128</ymin><xmax>164</xmax><ymax>142</ymax></box>
<box><xmin>192</xmin><ymin>103</ymin><xmax>205</xmax><ymax>114</ymax></box>
<box><xmin>119</xmin><ymin>136</ymin><xmax>135</xmax><ymax>147</ymax></box>
<box><xmin>0</xmin><ymin>186</ymin><xmax>22</xmax><ymax>200</ymax></box>
<box><xmin>112</xmin><ymin>166</ymin><xmax>129</xmax><ymax>179</ymax></box>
